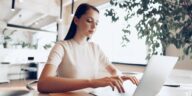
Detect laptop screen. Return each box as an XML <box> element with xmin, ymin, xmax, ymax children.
<box><xmin>133</xmin><ymin>55</ymin><xmax>178</xmax><ymax>96</ymax></box>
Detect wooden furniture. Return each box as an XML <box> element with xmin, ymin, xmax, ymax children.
<box><xmin>49</xmin><ymin>91</ymin><xmax>93</xmax><ymax>96</ymax></box>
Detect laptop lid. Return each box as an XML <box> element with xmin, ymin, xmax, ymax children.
<box><xmin>133</xmin><ymin>55</ymin><xmax>178</xmax><ymax>96</ymax></box>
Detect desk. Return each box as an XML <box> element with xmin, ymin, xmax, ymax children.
<box><xmin>0</xmin><ymin>91</ymin><xmax>93</xmax><ymax>96</ymax></box>
<box><xmin>0</xmin><ymin>69</ymin><xmax>192</xmax><ymax>96</ymax></box>
<box><xmin>37</xmin><ymin>87</ymin><xmax>192</xmax><ymax>96</ymax></box>
<box><xmin>50</xmin><ymin>69</ymin><xmax>192</xmax><ymax>96</ymax></box>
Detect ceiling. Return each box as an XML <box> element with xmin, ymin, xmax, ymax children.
<box><xmin>0</xmin><ymin>0</ymin><xmax>73</xmax><ymax>33</ymax></box>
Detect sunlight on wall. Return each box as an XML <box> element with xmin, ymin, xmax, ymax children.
<box><xmin>91</xmin><ymin>3</ymin><xmax>148</xmax><ymax>65</ymax></box>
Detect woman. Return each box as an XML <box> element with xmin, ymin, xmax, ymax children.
<box><xmin>38</xmin><ymin>3</ymin><xmax>139</xmax><ymax>93</ymax></box>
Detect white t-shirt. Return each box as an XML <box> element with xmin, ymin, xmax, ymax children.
<box><xmin>47</xmin><ymin>39</ymin><xmax>111</xmax><ymax>79</ymax></box>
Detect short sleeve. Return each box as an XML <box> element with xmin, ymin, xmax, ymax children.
<box><xmin>95</xmin><ymin>43</ymin><xmax>112</xmax><ymax>67</ymax></box>
<box><xmin>46</xmin><ymin>42</ymin><xmax>64</xmax><ymax>67</ymax></box>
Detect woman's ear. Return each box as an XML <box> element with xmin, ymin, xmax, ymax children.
<box><xmin>74</xmin><ymin>16</ymin><xmax>79</xmax><ymax>25</ymax></box>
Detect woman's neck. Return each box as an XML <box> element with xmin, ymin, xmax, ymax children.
<box><xmin>73</xmin><ymin>33</ymin><xmax>87</xmax><ymax>45</ymax></box>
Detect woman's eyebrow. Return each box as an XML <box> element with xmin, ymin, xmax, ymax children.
<box><xmin>86</xmin><ymin>17</ymin><xmax>94</xmax><ymax>20</ymax></box>
<box><xmin>87</xmin><ymin>17</ymin><xmax>99</xmax><ymax>22</ymax></box>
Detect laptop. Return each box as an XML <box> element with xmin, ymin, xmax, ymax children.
<box><xmin>91</xmin><ymin>55</ymin><xmax>178</xmax><ymax>96</ymax></box>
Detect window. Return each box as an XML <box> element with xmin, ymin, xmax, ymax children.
<box><xmin>32</xmin><ymin>22</ymin><xmax>57</xmax><ymax>50</ymax></box>
<box><xmin>91</xmin><ymin>3</ymin><xmax>148</xmax><ymax>65</ymax></box>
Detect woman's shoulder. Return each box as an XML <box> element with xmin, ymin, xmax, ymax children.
<box><xmin>88</xmin><ymin>41</ymin><xmax>97</xmax><ymax>46</ymax></box>
<box><xmin>54</xmin><ymin>40</ymin><xmax>72</xmax><ymax>48</ymax></box>
<box><xmin>56</xmin><ymin>40</ymin><xmax>71</xmax><ymax>45</ymax></box>
<box><xmin>88</xmin><ymin>42</ymin><xmax>100</xmax><ymax>49</ymax></box>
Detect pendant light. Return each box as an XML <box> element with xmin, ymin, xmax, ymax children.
<box><xmin>11</xmin><ymin>0</ymin><xmax>15</xmax><ymax>11</ymax></box>
<box><xmin>71</xmin><ymin>0</ymin><xmax>74</xmax><ymax>16</ymax></box>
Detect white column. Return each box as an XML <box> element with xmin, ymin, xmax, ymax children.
<box><xmin>57</xmin><ymin>20</ymin><xmax>64</xmax><ymax>41</ymax></box>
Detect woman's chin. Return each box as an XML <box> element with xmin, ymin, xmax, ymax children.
<box><xmin>87</xmin><ymin>34</ymin><xmax>93</xmax><ymax>37</ymax></box>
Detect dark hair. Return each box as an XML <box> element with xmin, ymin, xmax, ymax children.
<box><xmin>64</xmin><ymin>3</ymin><xmax>99</xmax><ymax>40</ymax></box>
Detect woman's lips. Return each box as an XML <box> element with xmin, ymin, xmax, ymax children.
<box><xmin>89</xmin><ymin>30</ymin><xmax>94</xmax><ymax>33</ymax></box>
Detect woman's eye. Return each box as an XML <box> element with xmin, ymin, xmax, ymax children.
<box><xmin>86</xmin><ymin>18</ymin><xmax>98</xmax><ymax>26</ymax></box>
<box><xmin>87</xmin><ymin>19</ymin><xmax>92</xmax><ymax>23</ymax></box>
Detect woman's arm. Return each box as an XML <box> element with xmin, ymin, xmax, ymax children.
<box><xmin>106</xmin><ymin>64</ymin><xmax>121</xmax><ymax>76</ymax></box>
<box><xmin>37</xmin><ymin>42</ymin><xmax>93</xmax><ymax>93</ymax></box>
<box><xmin>38</xmin><ymin>64</ymin><xmax>127</xmax><ymax>93</ymax></box>
<box><xmin>38</xmin><ymin>64</ymin><xmax>93</xmax><ymax>93</ymax></box>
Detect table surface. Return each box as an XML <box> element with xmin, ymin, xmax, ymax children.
<box><xmin>35</xmin><ymin>69</ymin><xmax>192</xmax><ymax>96</ymax></box>
<box><xmin>1</xmin><ymin>69</ymin><xmax>192</xmax><ymax>96</ymax></box>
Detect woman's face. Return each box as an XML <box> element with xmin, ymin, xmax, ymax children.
<box><xmin>74</xmin><ymin>8</ymin><xmax>99</xmax><ymax>38</ymax></box>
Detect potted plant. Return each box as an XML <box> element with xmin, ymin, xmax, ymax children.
<box><xmin>43</xmin><ymin>44</ymin><xmax>52</xmax><ymax>50</ymax></box>
<box><xmin>2</xmin><ymin>29</ymin><xmax>15</xmax><ymax>48</ymax></box>
<box><xmin>105</xmin><ymin>0</ymin><xmax>192</xmax><ymax>59</ymax></box>
<box><xmin>3</xmin><ymin>36</ymin><xmax>12</xmax><ymax>48</ymax></box>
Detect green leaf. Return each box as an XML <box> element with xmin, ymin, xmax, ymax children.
<box><xmin>105</xmin><ymin>0</ymin><xmax>192</xmax><ymax>60</ymax></box>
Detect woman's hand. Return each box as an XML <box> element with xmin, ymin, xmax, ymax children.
<box><xmin>89</xmin><ymin>75</ymin><xmax>139</xmax><ymax>93</ymax></box>
<box><xmin>90</xmin><ymin>76</ymin><xmax>125</xmax><ymax>93</ymax></box>
<box><xmin>120</xmin><ymin>75</ymin><xmax>140</xmax><ymax>85</ymax></box>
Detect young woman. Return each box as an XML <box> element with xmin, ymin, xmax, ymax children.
<box><xmin>38</xmin><ymin>3</ymin><xmax>139</xmax><ymax>93</ymax></box>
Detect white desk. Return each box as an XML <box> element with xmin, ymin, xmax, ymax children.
<box><xmin>82</xmin><ymin>69</ymin><xmax>192</xmax><ymax>96</ymax></box>
<box><xmin>38</xmin><ymin>69</ymin><xmax>192</xmax><ymax>96</ymax></box>
<box><xmin>0</xmin><ymin>69</ymin><xmax>192</xmax><ymax>96</ymax></box>
<box><xmin>158</xmin><ymin>69</ymin><xmax>192</xmax><ymax>96</ymax></box>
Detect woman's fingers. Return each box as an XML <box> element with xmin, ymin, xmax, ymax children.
<box><xmin>117</xmin><ymin>79</ymin><xmax>125</xmax><ymax>93</ymax></box>
<box><xmin>104</xmin><ymin>76</ymin><xmax>125</xmax><ymax>93</ymax></box>
<box><xmin>129</xmin><ymin>76</ymin><xmax>138</xmax><ymax>85</ymax></box>
<box><xmin>108</xmin><ymin>82</ymin><xmax>115</xmax><ymax>91</ymax></box>
<box><xmin>133</xmin><ymin>76</ymin><xmax>140</xmax><ymax>85</ymax></box>
<box><xmin>102</xmin><ymin>75</ymin><xmax>139</xmax><ymax>93</ymax></box>
<box><xmin>111</xmin><ymin>79</ymin><xmax>124</xmax><ymax>93</ymax></box>
<box><xmin>115</xmin><ymin>76</ymin><xmax>125</xmax><ymax>93</ymax></box>
<box><xmin>132</xmin><ymin>76</ymin><xmax>140</xmax><ymax>85</ymax></box>
<box><xmin>116</xmin><ymin>76</ymin><xmax>124</xmax><ymax>84</ymax></box>
<box><xmin>121</xmin><ymin>75</ymin><xmax>140</xmax><ymax>85</ymax></box>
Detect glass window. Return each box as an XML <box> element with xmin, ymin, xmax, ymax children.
<box><xmin>91</xmin><ymin>3</ymin><xmax>148</xmax><ymax>65</ymax></box>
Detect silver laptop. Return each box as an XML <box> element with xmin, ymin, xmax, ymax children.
<box><xmin>133</xmin><ymin>55</ymin><xmax>178</xmax><ymax>96</ymax></box>
<box><xmin>91</xmin><ymin>55</ymin><xmax>178</xmax><ymax>96</ymax></box>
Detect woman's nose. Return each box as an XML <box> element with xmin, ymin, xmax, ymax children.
<box><xmin>91</xmin><ymin>22</ymin><xmax>96</xmax><ymax>28</ymax></box>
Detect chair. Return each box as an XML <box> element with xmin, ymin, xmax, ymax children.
<box><xmin>26</xmin><ymin>80</ymin><xmax>38</xmax><ymax>90</ymax></box>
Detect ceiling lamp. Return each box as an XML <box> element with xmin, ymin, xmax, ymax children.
<box><xmin>60</xmin><ymin>0</ymin><xmax>63</xmax><ymax>20</ymax></box>
<box><xmin>11</xmin><ymin>0</ymin><xmax>15</xmax><ymax>11</ymax></box>
<box><xmin>19</xmin><ymin>0</ymin><xmax>23</xmax><ymax>3</ymax></box>
<box><xmin>71</xmin><ymin>0</ymin><xmax>74</xmax><ymax>16</ymax></box>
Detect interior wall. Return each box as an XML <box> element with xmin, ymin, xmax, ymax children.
<box><xmin>12</xmin><ymin>31</ymin><xmax>32</xmax><ymax>42</ymax></box>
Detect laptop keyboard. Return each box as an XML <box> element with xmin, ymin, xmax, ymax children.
<box><xmin>117</xmin><ymin>93</ymin><xmax>132</xmax><ymax>96</ymax></box>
